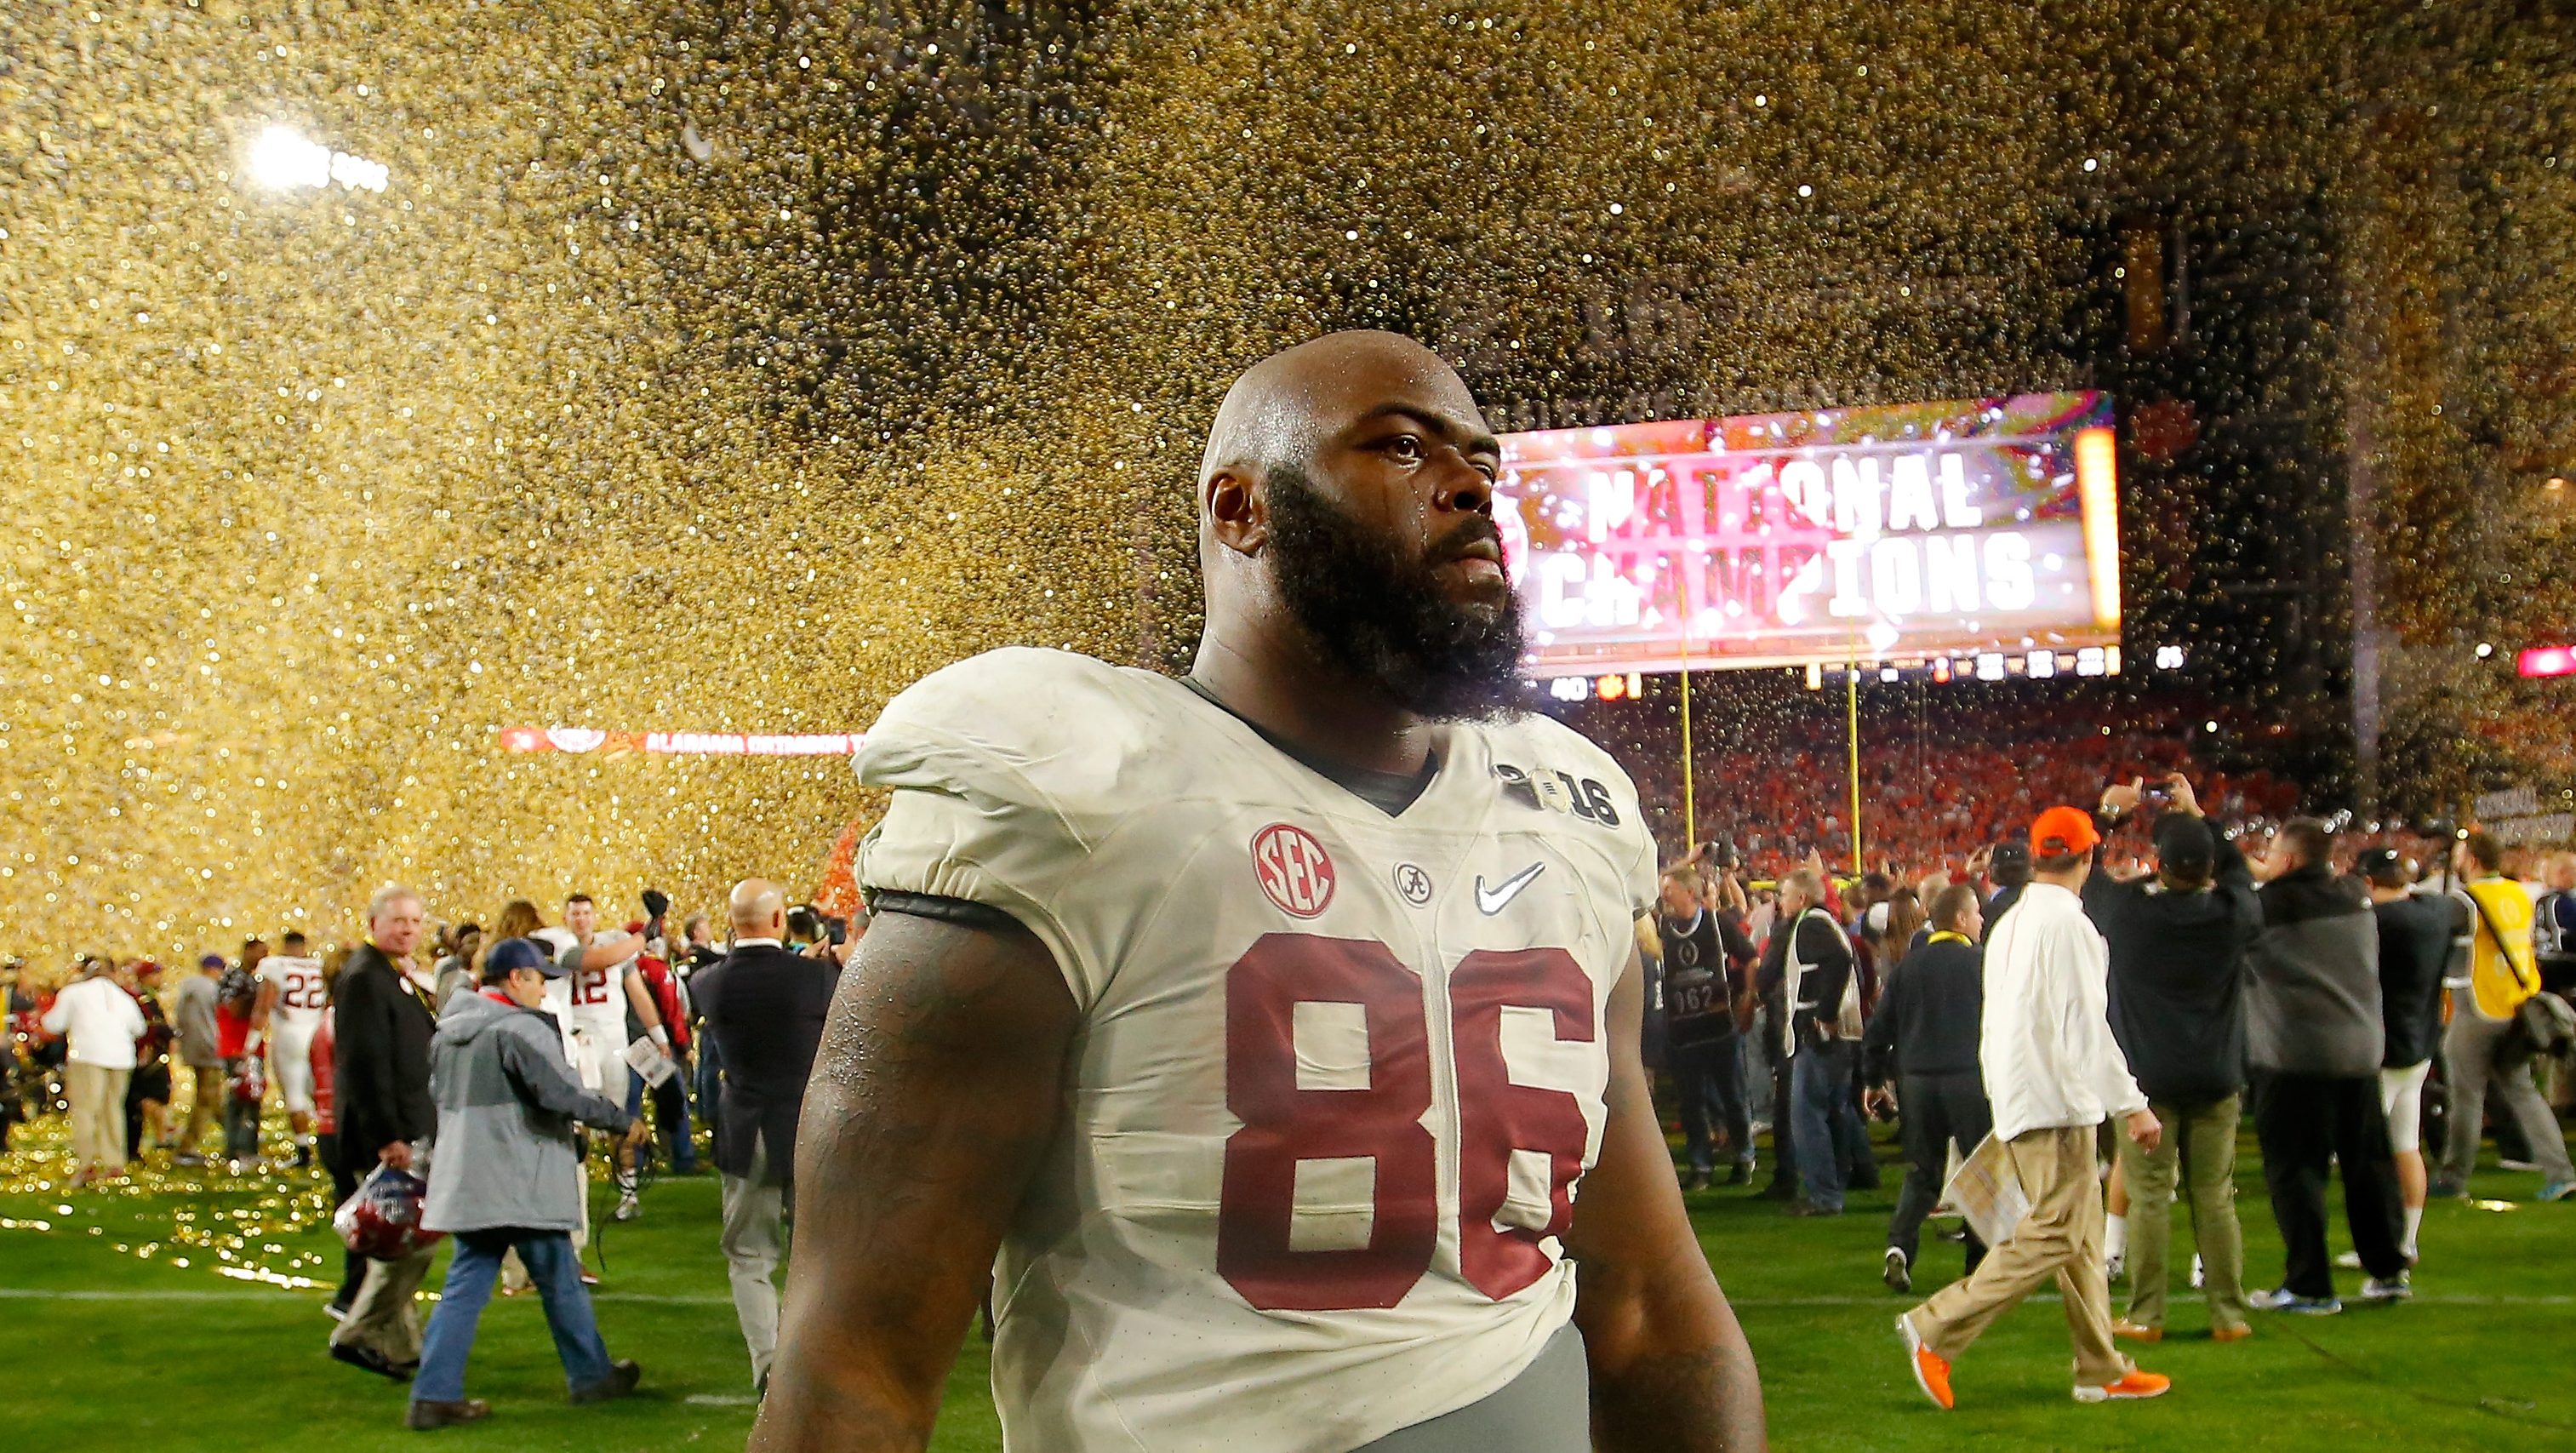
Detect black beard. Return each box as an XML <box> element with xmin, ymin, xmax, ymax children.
<box><xmin>1262</xmin><ymin>464</ymin><xmax>1529</xmax><ymax>721</ymax></box>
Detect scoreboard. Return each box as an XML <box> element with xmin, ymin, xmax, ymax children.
<box><xmin>1498</xmin><ymin>392</ymin><xmax>2122</xmax><ymax>677</ymax></box>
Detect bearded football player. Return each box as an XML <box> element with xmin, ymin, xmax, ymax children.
<box><xmin>753</xmin><ymin>331</ymin><xmax>1765</xmax><ymax>1452</ymax></box>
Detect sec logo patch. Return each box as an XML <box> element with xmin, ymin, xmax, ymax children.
<box><xmin>1251</xmin><ymin>822</ymin><xmax>1336</xmax><ymax>918</ymax></box>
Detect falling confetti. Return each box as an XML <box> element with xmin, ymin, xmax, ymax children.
<box><xmin>1</xmin><ymin>2</ymin><xmax>2568</xmax><ymax>967</ymax></box>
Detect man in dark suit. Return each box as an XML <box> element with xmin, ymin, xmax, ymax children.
<box><xmin>328</xmin><ymin>884</ymin><xmax>441</xmax><ymax>1380</ymax></box>
<box><xmin>1864</xmin><ymin>884</ymin><xmax>1993</xmax><ymax>1293</ymax></box>
<box><xmin>692</xmin><ymin>878</ymin><xmax>842</xmax><ymax>1394</ymax></box>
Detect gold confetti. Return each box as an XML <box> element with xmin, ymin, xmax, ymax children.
<box><xmin>1</xmin><ymin>3</ymin><xmax>2567</xmax><ymax>970</ymax></box>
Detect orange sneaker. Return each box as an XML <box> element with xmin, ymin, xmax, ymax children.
<box><xmin>2210</xmin><ymin>1323</ymin><xmax>2254</xmax><ymax>1343</ymax></box>
<box><xmin>2111</xmin><ymin>1319</ymin><xmax>2163</xmax><ymax>1343</ymax></box>
<box><xmin>2075</xmin><ymin>1369</ymin><xmax>2172</xmax><ymax>1403</ymax></box>
<box><xmin>1897</xmin><ymin>1315</ymin><xmax>1955</xmax><ymax>1410</ymax></box>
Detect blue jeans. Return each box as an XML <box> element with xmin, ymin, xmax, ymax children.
<box><xmin>1790</xmin><ymin>1038</ymin><xmax>1861</xmax><ymax>1212</ymax></box>
<box><xmin>625</xmin><ymin>1066</ymin><xmax>697</xmax><ymax>1172</ymax></box>
<box><xmin>1670</xmin><ymin>1037</ymin><xmax>1754</xmax><ymax>1173</ymax></box>
<box><xmin>695</xmin><ymin>1038</ymin><xmax>725</xmax><ymax>1166</ymax></box>
<box><xmin>412</xmin><ymin>1228</ymin><xmax>612</xmax><ymax>1404</ymax></box>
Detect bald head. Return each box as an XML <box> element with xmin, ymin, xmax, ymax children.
<box><xmin>1199</xmin><ymin>330</ymin><xmax>1475</xmax><ymax>488</ymax></box>
<box><xmin>1190</xmin><ymin>331</ymin><xmax>1524</xmax><ymax>721</ymax></box>
<box><xmin>728</xmin><ymin>878</ymin><xmax>786</xmax><ymax>940</ymax></box>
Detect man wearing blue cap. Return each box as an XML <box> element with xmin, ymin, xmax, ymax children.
<box><xmin>406</xmin><ymin>936</ymin><xmax>649</xmax><ymax>1431</ymax></box>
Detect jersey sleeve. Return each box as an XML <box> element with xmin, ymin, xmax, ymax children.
<box><xmin>853</xmin><ymin>649</ymin><xmax>1143</xmax><ymax>1012</ymax></box>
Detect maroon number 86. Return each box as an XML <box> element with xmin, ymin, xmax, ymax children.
<box><xmin>1216</xmin><ymin>935</ymin><xmax>1596</xmax><ymax>1312</ymax></box>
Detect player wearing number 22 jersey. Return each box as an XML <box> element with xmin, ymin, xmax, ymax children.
<box><xmin>857</xmin><ymin>647</ymin><xmax>1653</xmax><ymax>1452</ymax></box>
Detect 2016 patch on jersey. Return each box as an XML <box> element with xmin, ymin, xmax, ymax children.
<box><xmin>1490</xmin><ymin>763</ymin><xmax>1623</xmax><ymax>828</ymax></box>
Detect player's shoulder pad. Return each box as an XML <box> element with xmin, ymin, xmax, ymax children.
<box><xmin>1477</xmin><ymin>710</ymin><xmax>1656</xmax><ymax>856</ymax></box>
<box><xmin>854</xmin><ymin>647</ymin><xmax>1168</xmax><ymax>819</ymax></box>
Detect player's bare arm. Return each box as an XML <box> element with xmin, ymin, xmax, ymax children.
<box><xmin>569</xmin><ymin>935</ymin><xmax>638</xmax><ymax>972</ymax></box>
<box><xmin>620</xmin><ymin>965</ymin><xmax>665</xmax><ymax>1037</ymax></box>
<box><xmin>1568</xmin><ymin>947</ymin><xmax>1768</xmax><ymax>1452</ymax></box>
<box><xmin>749</xmin><ymin>908</ymin><xmax>1076</xmax><ymax>1453</ymax></box>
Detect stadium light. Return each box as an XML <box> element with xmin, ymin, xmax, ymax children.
<box><xmin>2519</xmin><ymin>644</ymin><xmax>2576</xmax><ymax>679</ymax></box>
<box><xmin>246</xmin><ymin>123</ymin><xmax>389</xmax><ymax>193</ymax></box>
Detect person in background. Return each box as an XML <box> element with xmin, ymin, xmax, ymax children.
<box><xmin>2245</xmin><ymin>818</ymin><xmax>2410</xmax><ymax>1313</ymax></box>
<box><xmin>2432</xmin><ymin>832</ymin><xmax>2573</xmax><ymax>1202</ymax></box>
<box><xmin>2534</xmin><ymin>853</ymin><xmax>2576</xmax><ymax>996</ymax></box>
<box><xmin>1899</xmin><ymin>806</ymin><xmax>2168</xmax><ymax>1410</ymax></box>
<box><xmin>1768</xmin><ymin>867</ymin><xmax>1867</xmax><ymax>1216</ymax></box>
<box><xmin>216</xmin><ymin>943</ymin><xmax>266</xmax><ymax>1169</ymax></box>
<box><xmin>1983</xmin><ymin>841</ymin><xmax>2033</xmax><ymax>924</ymax></box>
<box><xmin>433</xmin><ymin>923</ymin><xmax>483</xmax><ymax>1010</ymax></box>
<box><xmin>254</xmin><ymin>930</ymin><xmax>331</xmax><ymax>1169</ymax></box>
<box><xmin>678</xmin><ymin>911</ymin><xmax>728</xmax><ymax>1169</ymax></box>
<box><xmin>630</xmin><ymin>930</ymin><xmax>699</xmax><ymax>1175</ymax></box>
<box><xmin>312</xmin><ymin>1004</ymin><xmax>365</xmax><ymax>1322</ymax></box>
<box><xmin>1864</xmin><ymin>884</ymin><xmax>1991</xmax><ymax>1295</ymax></box>
<box><xmin>2359</xmin><ymin>848</ymin><xmax>2450</xmax><ymax>1266</ymax></box>
<box><xmin>171</xmin><ymin>953</ymin><xmax>226</xmax><ymax>1165</ymax></box>
<box><xmin>404</xmin><ymin>936</ymin><xmax>647</xmax><ymax>1430</ymax></box>
<box><xmin>121</xmin><ymin>959</ymin><xmax>176</xmax><ymax>1160</ymax></box>
<box><xmin>1659</xmin><ymin>866</ymin><xmax>1758</xmax><ymax>1189</ymax></box>
<box><xmin>693</xmin><ymin>878</ymin><xmax>844</xmax><ymax>1395</ymax></box>
<box><xmin>2086</xmin><ymin>775</ymin><xmax>2260</xmax><ymax>1344</ymax></box>
<box><xmin>0</xmin><ymin>956</ymin><xmax>30</xmax><ymax>1153</ymax></box>
<box><xmin>328</xmin><ymin>885</ymin><xmax>441</xmax><ymax>1381</ymax></box>
<box><xmin>42</xmin><ymin>954</ymin><xmax>147</xmax><ymax>1187</ymax></box>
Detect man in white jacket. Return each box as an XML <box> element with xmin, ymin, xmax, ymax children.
<box><xmin>41</xmin><ymin>956</ymin><xmax>148</xmax><ymax>1187</ymax></box>
<box><xmin>1898</xmin><ymin>806</ymin><xmax>2170</xmax><ymax>1409</ymax></box>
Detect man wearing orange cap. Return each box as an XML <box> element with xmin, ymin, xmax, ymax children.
<box><xmin>1898</xmin><ymin>806</ymin><xmax>2170</xmax><ymax>1410</ymax></box>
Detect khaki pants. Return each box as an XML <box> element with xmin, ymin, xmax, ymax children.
<box><xmin>181</xmin><ymin>1065</ymin><xmax>224</xmax><ymax>1153</ymax></box>
<box><xmin>720</xmin><ymin>1134</ymin><xmax>789</xmax><ymax>1391</ymax></box>
<box><xmin>2116</xmin><ymin>1095</ymin><xmax>2248</xmax><ymax>1332</ymax></box>
<box><xmin>66</xmin><ymin>1062</ymin><xmax>133</xmax><ymax>1175</ymax></box>
<box><xmin>330</xmin><ymin>1246</ymin><xmax>437</xmax><ymax>1366</ymax></box>
<box><xmin>1906</xmin><ymin>1124</ymin><xmax>2128</xmax><ymax>1386</ymax></box>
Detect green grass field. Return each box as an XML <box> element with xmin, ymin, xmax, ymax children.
<box><xmin>6</xmin><ymin>1112</ymin><xmax>2572</xmax><ymax>1452</ymax></box>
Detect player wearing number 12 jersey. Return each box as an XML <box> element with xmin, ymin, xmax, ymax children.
<box><xmin>754</xmin><ymin>334</ymin><xmax>1762</xmax><ymax>1453</ymax></box>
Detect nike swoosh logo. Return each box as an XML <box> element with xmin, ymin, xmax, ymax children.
<box><xmin>1475</xmin><ymin>862</ymin><xmax>1546</xmax><ymax>914</ymax></box>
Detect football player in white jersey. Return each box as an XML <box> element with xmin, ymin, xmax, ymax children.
<box><xmin>547</xmin><ymin>894</ymin><xmax>672</xmax><ymax>1223</ymax></box>
<box><xmin>756</xmin><ymin>333</ymin><xmax>1762</xmax><ymax>1453</ymax></box>
<box><xmin>252</xmin><ymin>930</ymin><xmax>330</xmax><ymax>1167</ymax></box>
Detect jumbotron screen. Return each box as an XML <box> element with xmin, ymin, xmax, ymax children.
<box><xmin>1496</xmin><ymin>392</ymin><xmax>2122</xmax><ymax>676</ymax></box>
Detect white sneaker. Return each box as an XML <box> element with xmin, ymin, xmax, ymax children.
<box><xmin>613</xmin><ymin>1191</ymin><xmax>641</xmax><ymax>1222</ymax></box>
<box><xmin>2359</xmin><ymin>1273</ymin><xmax>2413</xmax><ymax>1303</ymax></box>
<box><xmin>2334</xmin><ymin>1250</ymin><xmax>2362</xmax><ymax>1270</ymax></box>
<box><xmin>2104</xmin><ymin>1252</ymin><xmax>2125</xmax><ymax>1284</ymax></box>
<box><xmin>2190</xmin><ymin>1254</ymin><xmax>2205</xmax><ymax>1289</ymax></box>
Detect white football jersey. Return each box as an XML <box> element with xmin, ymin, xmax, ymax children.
<box><xmin>255</xmin><ymin>955</ymin><xmax>328</xmax><ymax>1034</ymax></box>
<box><xmin>855</xmin><ymin>649</ymin><xmax>1657</xmax><ymax>1453</ymax></box>
<box><xmin>534</xmin><ymin>926</ymin><xmax>628</xmax><ymax>1036</ymax></box>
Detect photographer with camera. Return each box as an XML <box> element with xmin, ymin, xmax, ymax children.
<box><xmin>1660</xmin><ymin>861</ymin><xmax>1757</xmax><ymax>1189</ymax></box>
<box><xmin>406</xmin><ymin>936</ymin><xmax>648</xmax><ymax>1430</ymax></box>
<box><xmin>2084</xmin><ymin>774</ymin><xmax>2260</xmax><ymax>1341</ymax></box>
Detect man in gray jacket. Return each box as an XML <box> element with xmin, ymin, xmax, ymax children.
<box><xmin>2245</xmin><ymin>819</ymin><xmax>2409</xmax><ymax>1315</ymax></box>
<box><xmin>406</xmin><ymin>938</ymin><xmax>648</xmax><ymax>1431</ymax></box>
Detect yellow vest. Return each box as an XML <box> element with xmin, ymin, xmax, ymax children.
<box><xmin>2462</xmin><ymin>877</ymin><xmax>2539</xmax><ymax>1022</ymax></box>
